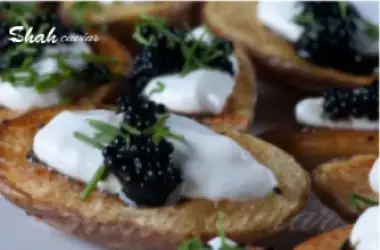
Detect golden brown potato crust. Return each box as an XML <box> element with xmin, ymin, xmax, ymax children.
<box><xmin>0</xmin><ymin>106</ymin><xmax>309</xmax><ymax>250</ymax></box>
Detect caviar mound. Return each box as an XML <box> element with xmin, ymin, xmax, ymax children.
<box><xmin>102</xmin><ymin>95</ymin><xmax>182</xmax><ymax>207</ymax></box>
<box><xmin>122</xmin><ymin>16</ymin><xmax>256</xmax><ymax>131</ymax></box>
<box><xmin>295</xmin><ymin>2</ymin><xmax>378</xmax><ymax>75</ymax></box>
<box><xmin>0</xmin><ymin>105</ymin><xmax>309</xmax><ymax>249</ymax></box>
<box><xmin>322</xmin><ymin>79</ymin><xmax>379</xmax><ymax>120</ymax></box>
<box><xmin>129</xmin><ymin>23</ymin><xmax>235</xmax><ymax>94</ymax></box>
<box><xmin>203</xmin><ymin>2</ymin><xmax>377</xmax><ymax>89</ymax></box>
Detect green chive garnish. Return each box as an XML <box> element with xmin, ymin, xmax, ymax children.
<box><xmin>80</xmin><ymin>165</ymin><xmax>107</xmax><ymax>200</ymax></box>
<box><xmin>338</xmin><ymin>1</ymin><xmax>348</xmax><ymax>18</ymax></box>
<box><xmin>121</xmin><ymin>124</ymin><xmax>141</xmax><ymax>135</ymax></box>
<box><xmin>148</xmin><ymin>81</ymin><xmax>165</xmax><ymax>96</ymax></box>
<box><xmin>87</xmin><ymin>119</ymin><xmax>119</xmax><ymax>135</ymax></box>
<box><xmin>73</xmin><ymin>131</ymin><xmax>104</xmax><ymax>150</ymax></box>
<box><xmin>349</xmin><ymin>192</ymin><xmax>378</xmax><ymax>213</ymax></box>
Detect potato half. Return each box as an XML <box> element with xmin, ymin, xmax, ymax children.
<box><xmin>203</xmin><ymin>2</ymin><xmax>376</xmax><ymax>90</ymax></box>
<box><xmin>313</xmin><ymin>155</ymin><xmax>379</xmax><ymax>222</ymax></box>
<box><xmin>294</xmin><ymin>226</ymin><xmax>353</xmax><ymax>250</ymax></box>
<box><xmin>0</xmin><ymin>106</ymin><xmax>309</xmax><ymax>250</ymax></box>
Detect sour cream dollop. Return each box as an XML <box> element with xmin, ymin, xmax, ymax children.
<box><xmin>33</xmin><ymin>110</ymin><xmax>277</xmax><ymax>204</ymax></box>
<box><xmin>369</xmin><ymin>158</ymin><xmax>379</xmax><ymax>193</ymax></box>
<box><xmin>142</xmin><ymin>26</ymin><xmax>239</xmax><ymax>115</ymax></box>
<box><xmin>0</xmin><ymin>42</ymin><xmax>91</xmax><ymax>111</ymax></box>
<box><xmin>349</xmin><ymin>205</ymin><xmax>379</xmax><ymax>250</ymax></box>
<box><xmin>257</xmin><ymin>1</ymin><xmax>379</xmax><ymax>54</ymax></box>
<box><xmin>295</xmin><ymin>98</ymin><xmax>379</xmax><ymax>131</ymax></box>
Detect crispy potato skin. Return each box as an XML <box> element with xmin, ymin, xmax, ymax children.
<box><xmin>259</xmin><ymin>126</ymin><xmax>379</xmax><ymax>160</ymax></box>
<box><xmin>0</xmin><ymin>106</ymin><xmax>309</xmax><ymax>249</ymax></box>
<box><xmin>313</xmin><ymin>155</ymin><xmax>379</xmax><ymax>223</ymax></box>
<box><xmin>203</xmin><ymin>2</ymin><xmax>377</xmax><ymax>90</ymax></box>
<box><xmin>0</xmin><ymin>31</ymin><xmax>132</xmax><ymax>121</ymax></box>
<box><xmin>294</xmin><ymin>226</ymin><xmax>353</xmax><ymax>250</ymax></box>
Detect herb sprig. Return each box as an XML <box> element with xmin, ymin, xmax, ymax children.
<box><xmin>148</xmin><ymin>81</ymin><xmax>166</xmax><ymax>96</ymax></box>
<box><xmin>349</xmin><ymin>192</ymin><xmax>378</xmax><ymax>213</ymax></box>
<box><xmin>74</xmin><ymin>115</ymin><xmax>184</xmax><ymax>200</ymax></box>
<box><xmin>1</xmin><ymin>52</ymin><xmax>119</xmax><ymax>93</ymax></box>
<box><xmin>132</xmin><ymin>15</ymin><xmax>233</xmax><ymax>76</ymax></box>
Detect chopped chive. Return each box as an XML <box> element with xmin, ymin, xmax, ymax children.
<box><xmin>133</xmin><ymin>26</ymin><xmax>155</xmax><ymax>46</ymax></box>
<box><xmin>80</xmin><ymin>165</ymin><xmax>107</xmax><ymax>200</ymax></box>
<box><xmin>121</xmin><ymin>123</ymin><xmax>141</xmax><ymax>135</ymax></box>
<box><xmin>139</xmin><ymin>13</ymin><xmax>167</xmax><ymax>28</ymax></box>
<box><xmin>349</xmin><ymin>192</ymin><xmax>378</xmax><ymax>213</ymax></box>
<box><xmin>73</xmin><ymin>131</ymin><xmax>104</xmax><ymax>150</ymax></box>
<box><xmin>93</xmin><ymin>132</ymin><xmax>116</xmax><ymax>145</ymax></box>
<box><xmin>148</xmin><ymin>81</ymin><xmax>165</xmax><ymax>96</ymax></box>
<box><xmin>338</xmin><ymin>1</ymin><xmax>348</xmax><ymax>18</ymax></box>
<box><xmin>87</xmin><ymin>119</ymin><xmax>119</xmax><ymax>136</ymax></box>
<box><xmin>142</xmin><ymin>114</ymin><xmax>170</xmax><ymax>134</ymax></box>
<box><xmin>178</xmin><ymin>236</ymin><xmax>205</xmax><ymax>250</ymax></box>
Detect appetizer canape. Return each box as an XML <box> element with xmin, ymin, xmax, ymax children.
<box><xmin>120</xmin><ymin>16</ymin><xmax>256</xmax><ymax>131</ymax></box>
<box><xmin>259</xmin><ymin>80</ymin><xmax>379</xmax><ymax>158</ymax></box>
<box><xmin>297</xmin><ymin>157</ymin><xmax>379</xmax><ymax>249</ymax></box>
<box><xmin>203</xmin><ymin>1</ymin><xmax>379</xmax><ymax>89</ymax></box>
<box><xmin>0</xmin><ymin>94</ymin><xmax>309</xmax><ymax>249</ymax></box>
<box><xmin>295</xmin><ymin>206</ymin><xmax>378</xmax><ymax>249</ymax></box>
<box><xmin>313</xmin><ymin>155</ymin><xmax>379</xmax><ymax>222</ymax></box>
<box><xmin>60</xmin><ymin>1</ymin><xmax>197</xmax><ymax>54</ymax></box>
<box><xmin>0</xmin><ymin>3</ymin><xmax>131</xmax><ymax>121</ymax></box>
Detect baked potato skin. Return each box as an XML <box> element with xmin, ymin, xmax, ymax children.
<box><xmin>0</xmin><ymin>106</ymin><xmax>309</xmax><ymax>250</ymax></box>
<box><xmin>312</xmin><ymin>155</ymin><xmax>379</xmax><ymax>223</ymax></box>
<box><xmin>259</xmin><ymin>126</ymin><xmax>379</xmax><ymax>160</ymax></box>
<box><xmin>294</xmin><ymin>226</ymin><xmax>352</xmax><ymax>250</ymax></box>
<box><xmin>202</xmin><ymin>2</ymin><xmax>376</xmax><ymax>90</ymax></box>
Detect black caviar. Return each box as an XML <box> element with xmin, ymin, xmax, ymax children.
<box><xmin>103</xmin><ymin>95</ymin><xmax>183</xmax><ymax>207</ymax></box>
<box><xmin>129</xmin><ymin>23</ymin><xmax>235</xmax><ymax>94</ymax></box>
<box><xmin>294</xmin><ymin>2</ymin><xmax>378</xmax><ymax>75</ymax></box>
<box><xmin>322</xmin><ymin>79</ymin><xmax>379</xmax><ymax>120</ymax></box>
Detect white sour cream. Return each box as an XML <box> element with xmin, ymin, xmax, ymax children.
<box><xmin>0</xmin><ymin>42</ymin><xmax>91</xmax><ymax>111</ymax></box>
<box><xmin>185</xmin><ymin>25</ymin><xmax>214</xmax><ymax>45</ymax></box>
<box><xmin>350</xmin><ymin>205</ymin><xmax>379</xmax><ymax>250</ymax></box>
<box><xmin>143</xmin><ymin>26</ymin><xmax>239</xmax><ymax>115</ymax></box>
<box><xmin>295</xmin><ymin>98</ymin><xmax>379</xmax><ymax>131</ymax></box>
<box><xmin>208</xmin><ymin>237</ymin><xmax>237</xmax><ymax>250</ymax></box>
<box><xmin>257</xmin><ymin>1</ymin><xmax>379</xmax><ymax>55</ymax></box>
<box><xmin>33</xmin><ymin>110</ymin><xmax>277</xmax><ymax>204</ymax></box>
<box><xmin>369</xmin><ymin>158</ymin><xmax>379</xmax><ymax>193</ymax></box>
<box><xmin>143</xmin><ymin>69</ymin><xmax>235</xmax><ymax>115</ymax></box>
